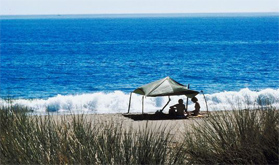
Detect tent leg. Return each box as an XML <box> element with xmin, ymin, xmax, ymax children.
<box><xmin>142</xmin><ymin>96</ymin><xmax>145</xmax><ymax>114</ymax></box>
<box><xmin>127</xmin><ymin>93</ymin><xmax>132</xmax><ymax>114</ymax></box>
<box><xmin>186</xmin><ymin>84</ymin><xmax>190</xmax><ymax>113</ymax></box>
<box><xmin>185</xmin><ymin>96</ymin><xmax>189</xmax><ymax>115</ymax></box>
<box><xmin>160</xmin><ymin>96</ymin><xmax>171</xmax><ymax>112</ymax></box>
<box><xmin>201</xmin><ymin>90</ymin><xmax>209</xmax><ymax>117</ymax></box>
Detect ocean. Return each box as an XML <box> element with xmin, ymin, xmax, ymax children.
<box><xmin>1</xmin><ymin>13</ymin><xmax>279</xmax><ymax>114</ymax></box>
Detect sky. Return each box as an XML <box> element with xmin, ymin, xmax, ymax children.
<box><xmin>0</xmin><ymin>0</ymin><xmax>279</xmax><ymax>15</ymax></box>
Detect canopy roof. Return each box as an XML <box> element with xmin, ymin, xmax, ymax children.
<box><xmin>133</xmin><ymin>77</ymin><xmax>199</xmax><ymax>98</ymax></box>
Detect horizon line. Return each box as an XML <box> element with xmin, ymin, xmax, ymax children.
<box><xmin>1</xmin><ymin>11</ymin><xmax>279</xmax><ymax>17</ymax></box>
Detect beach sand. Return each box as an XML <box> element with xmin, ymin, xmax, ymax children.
<box><xmin>48</xmin><ymin>112</ymin><xmax>208</xmax><ymax>143</ymax></box>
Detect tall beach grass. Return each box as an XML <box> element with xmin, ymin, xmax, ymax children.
<box><xmin>0</xmin><ymin>107</ymin><xmax>185</xmax><ymax>164</ymax></box>
<box><xmin>1</xmin><ymin>103</ymin><xmax>278</xmax><ymax>164</ymax></box>
<box><xmin>183</xmin><ymin>108</ymin><xmax>279</xmax><ymax>164</ymax></box>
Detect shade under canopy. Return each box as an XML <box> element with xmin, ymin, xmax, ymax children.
<box><xmin>133</xmin><ymin>76</ymin><xmax>199</xmax><ymax>98</ymax></box>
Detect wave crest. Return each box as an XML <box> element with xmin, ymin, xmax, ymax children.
<box><xmin>0</xmin><ymin>88</ymin><xmax>278</xmax><ymax>114</ymax></box>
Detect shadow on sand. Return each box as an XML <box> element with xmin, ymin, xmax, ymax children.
<box><xmin>123</xmin><ymin>111</ymin><xmax>209</xmax><ymax>121</ymax></box>
<box><xmin>122</xmin><ymin>113</ymin><xmax>188</xmax><ymax>121</ymax></box>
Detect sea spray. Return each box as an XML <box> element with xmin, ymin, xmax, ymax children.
<box><xmin>0</xmin><ymin>88</ymin><xmax>278</xmax><ymax>114</ymax></box>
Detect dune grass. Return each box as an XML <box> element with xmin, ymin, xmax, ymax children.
<box><xmin>0</xmin><ymin>107</ymin><xmax>185</xmax><ymax>164</ymax></box>
<box><xmin>0</xmin><ymin>104</ymin><xmax>278</xmax><ymax>164</ymax></box>
<box><xmin>183</xmin><ymin>108</ymin><xmax>279</xmax><ymax>164</ymax></box>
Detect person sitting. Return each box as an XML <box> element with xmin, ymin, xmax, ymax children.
<box><xmin>189</xmin><ymin>97</ymin><xmax>200</xmax><ymax>116</ymax></box>
<box><xmin>169</xmin><ymin>99</ymin><xmax>186</xmax><ymax>118</ymax></box>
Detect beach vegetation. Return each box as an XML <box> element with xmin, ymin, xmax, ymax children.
<box><xmin>183</xmin><ymin>108</ymin><xmax>279</xmax><ymax>164</ymax></box>
<box><xmin>0</xmin><ymin>103</ymin><xmax>278</xmax><ymax>164</ymax></box>
<box><xmin>0</xmin><ymin>106</ymin><xmax>184</xmax><ymax>164</ymax></box>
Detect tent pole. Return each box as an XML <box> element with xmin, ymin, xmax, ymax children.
<box><xmin>186</xmin><ymin>84</ymin><xmax>190</xmax><ymax>112</ymax></box>
<box><xmin>142</xmin><ymin>96</ymin><xmax>145</xmax><ymax>114</ymax></box>
<box><xmin>160</xmin><ymin>96</ymin><xmax>171</xmax><ymax>112</ymax></box>
<box><xmin>201</xmin><ymin>90</ymin><xmax>209</xmax><ymax>117</ymax></box>
<box><xmin>127</xmin><ymin>93</ymin><xmax>132</xmax><ymax>114</ymax></box>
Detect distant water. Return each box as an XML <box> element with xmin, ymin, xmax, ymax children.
<box><xmin>1</xmin><ymin>13</ymin><xmax>279</xmax><ymax>113</ymax></box>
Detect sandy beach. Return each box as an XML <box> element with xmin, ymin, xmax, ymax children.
<box><xmin>47</xmin><ymin>112</ymin><xmax>208</xmax><ymax>143</ymax></box>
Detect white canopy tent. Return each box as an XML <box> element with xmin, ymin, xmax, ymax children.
<box><xmin>127</xmin><ymin>77</ymin><xmax>200</xmax><ymax>114</ymax></box>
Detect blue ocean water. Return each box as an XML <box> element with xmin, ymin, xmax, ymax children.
<box><xmin>1</xmin><ymin>14</ymin><xmax>279</xmax><ymax>113</ymax></box>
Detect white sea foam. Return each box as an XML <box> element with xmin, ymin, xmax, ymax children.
<box><xmin>0</xmin><ymin>88</ymin><xmax>278</xmax><ymax>114</ymax></box>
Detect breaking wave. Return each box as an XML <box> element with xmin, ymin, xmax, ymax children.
<box><xmin>0</xmin><ymin>88</ymin><xmax>278</xmax><ymax>114</ymax></box>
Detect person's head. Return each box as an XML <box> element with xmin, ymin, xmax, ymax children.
<box><xmin>178</xmin><ymin>99</ymin><xmax>183</xmax><ymax>104</ymax></box>
<box><xmin>191</xmin><ymin>97</ymin><xmax>198</xmax><ymax>103</ymax></box>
